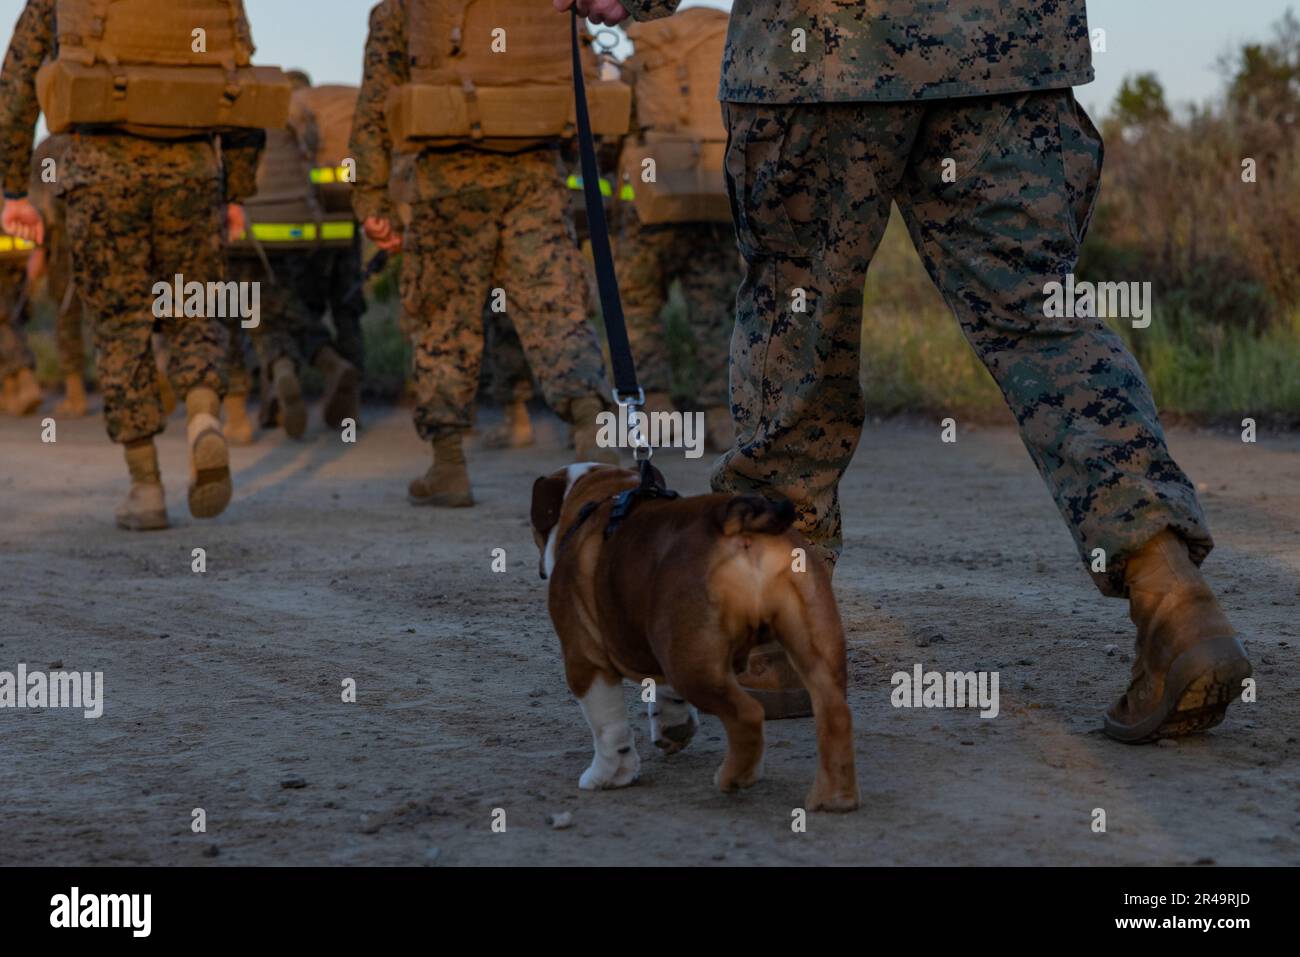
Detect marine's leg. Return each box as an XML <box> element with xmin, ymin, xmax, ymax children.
<box><xmin>898</xmin><ymin>90</ymin><xmax>1247</xmax><ymax>740</ymax></box>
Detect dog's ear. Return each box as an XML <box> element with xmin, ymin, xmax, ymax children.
<box><xmin>531</xmin><ymin>473</ymin><xmax>568</xmax><ymax>536</ymax></box>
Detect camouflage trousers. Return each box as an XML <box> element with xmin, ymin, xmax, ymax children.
<box><xmin>46</xmin><ymin>214</ymin><xmax>88</xmax><ymax>378</ymax></box>
<box><xmin>63</xmin><ymin>140</ymin><xmax>228</xmax><ymax>445</ymax></box>
<box><xmin>482</xmin><ymin>306</ymin><xmax>535</xmax><ymax>404</ymax></box>
<box><xmin>226</xmin><ymin>254</ymin><xmax>311</xmax><ymax>390</ymax></box>
<box><xmin>295</xmin><ymin>236</ymin><xmax>367</xmax><ymax>372</ymax></box>
<box><xmin>0</xmin><ymin>261</ymin><xmax>34</xmax><ymax>378</ymax></box>
<box><xmin>400</xmin><ymin>166</ymin><xmax>608</xmax><ymax>441</ymax></box>
<box><xmin>618</xmin><ymin>210</ymin><xmax>741</xmax><ymax>407</ymax></box>
<box><xmin>714</xmin><ymin>91</ymin><xmax>1212</xmax><ymax>596</ymax></box>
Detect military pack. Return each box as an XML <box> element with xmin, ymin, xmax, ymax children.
<box><xmin>296</xmin><ymin>85</ymin><xmax>359</xmax><ymax>216</ymax></box>
<box><xmin>385</xmin><ymin>0</ymin><xmax>631</xmax><ymax>153</ymax></box>
<box><xmin>230</xmin><ymin>111</ymin><xmax>353</xmax><ymax>257</ymax></box>
<box><xmin>620</xmin><ymin>8</ymin><xmax>730</xmax><ymax>225</ymax></box>
<box><xmin>37</xmin><ymin>0</ymin><xmax>290</xmax><ymax>138</ymax></box>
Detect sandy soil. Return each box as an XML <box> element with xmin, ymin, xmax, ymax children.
<box><xmin>1</xmin><ymin>401</ymin><xmax>1297</xmax><ymax>867</ymax></box>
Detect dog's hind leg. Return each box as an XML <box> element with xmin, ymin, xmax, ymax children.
<box><xmin>771</xmin><ymin>575</ymin><xmax>860</xmax><ymax>812</ymax></box>
<box><xmin>649</xmin><ymin>685</ymin><xmax>700</xmax><ymax>755</ymax></box>
<box><xmin>575</xmin><ymin>672</ymin><xmax>641</xmax><ymax>790</ymax></box>
<box><xmin>673</xmin><ymin>670</ymin><xmax>765</xmax><ymax>792</ymax></box>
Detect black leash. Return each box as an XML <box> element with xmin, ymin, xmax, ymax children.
<box><xmin>570</xmin><ymin>12</ymin><xmax>640</xmax><ymax>415</ymax></box>
<box><xmin>570</xmin><ymin>12</ymin><xmax>673</xmax><ymax>505</ymax></box>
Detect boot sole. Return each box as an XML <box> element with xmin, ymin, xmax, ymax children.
<box><xmin>189</xmin><ymin>429</ymin><xmax>232</xmax><ymax>520</ymax></box>
<box><xmin>1103</xmin><ymin>635</ymin><xmax>1252</xmax><ymax>744</ymax></box>
<box><xmin>322</xmin><ymin>364</ymin><xmax>360</xmax><ymax>430</ymax></box>
<box><xmin>743</xmin><ymin>685</ymin><xmax>814</xmax><ymax>720</ymax></box>
<box><xmin>701</xmin><ymin>686</ymin><xmax>814</xmax><ymax>720</ymax></box>
<box><xmin>407</xmin><ymin>492</ymin><xmax>475</xmax><ymax>508</ymax></box>
<box><xmin>15</xmin><ymin>393</ymin><xmax>42</xmax><ymax>416</ymax></box>
<box><xmin>276</xmin><ymin>372</ymin><xmax>308</xmax><ymax>439</ymax></box>
<box><xmin>116</xmin><ymin>512</ymin><xmax>169</xmax><ymax>531</ymax></box>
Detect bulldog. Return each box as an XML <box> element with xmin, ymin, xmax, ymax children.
<box><xmin>531</xmin><ymin>463</ymin><xmax>859</xmax><ymax>812</ymax></box>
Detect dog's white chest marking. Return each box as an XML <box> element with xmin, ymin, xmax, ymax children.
<box><xmin>577</xmin><ymin>675</ymin><xmax>640</xmax><ymax>790</ymax></box>
<box><xmin>543</xmin><ymin>462</ymin><xmax>603</xmax><ymax>579</ymax></box>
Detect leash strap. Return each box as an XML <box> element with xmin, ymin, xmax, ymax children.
<box><xmin>569</xmin><ymin>12</ymin><xmax>649</xmax><ymax>459</ymax></box>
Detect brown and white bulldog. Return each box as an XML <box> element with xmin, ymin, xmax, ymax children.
<box><xmin>531</xmin><ymin>463</ymin><xmax>859</xmax><ymax>812</ymax></box>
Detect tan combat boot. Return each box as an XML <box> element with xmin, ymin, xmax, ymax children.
<box><xmin>9</xmin><ymin>368</ymin><xmax>41</xmax><ymax>416</ymax></box>
<box><xmin>55</xmin><ymin>373</ymin><xmax>88</xmax><ymax>418</ymax></box>
<box><xmin>481</xmin><ymin>400</ymin><xmax>535</xmax><ymax>450</ymax></box>
<box><xmin>115</xmin><ymin>439</ymin><xmax>168</xmax><ymax>531</ymax></box>
<box><xmin>704</xmin><ymin>405</ymin><xmax>734</xmax><ymax>453</ymax></box>
<box><xmin>734</xmin><ymin>540</ymin><xmax>836</xmax><ymax>720</ymax></box>
<box><xmin>408</xmin><ymin>432</ymin><xmax>474</xmax><ymax>507</ymax></box>
<box><xmin>222</xmin><ymin>393</ymin><xmax>256</xmax><ymax>446</ymax></box>
<box><xmin>570</xmin><ymin>396</ymin><xmax>620</xmax><ymax>464</ymax></box>
<box><xmin>736</xmin><ymin>641</ymin><xmax>814</xmax><ymax>720</ymax></box>
<box><xmin>316</xmin><ymin>344</ymin><xmax>360</xmax><ymax>430</ymax></box>
<box><xmin>1104</xmin><ymin>529</ymin><xmax>1252</xmax><ymax>743</ymax></box>
<box><xmin>272</xmin><ymin>357</ymin><xmax>307</xmax><ymax>439</ymax></box>
<box><xmin>185</xmin><ymin>387</ymin><xmax>233</xmax><ymax>520</ymax></box>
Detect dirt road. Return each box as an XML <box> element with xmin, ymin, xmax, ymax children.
<box><xmin>1</xmin><ymin>404</ymin><xmax>1297</xmax><ymax>866</ymax></box>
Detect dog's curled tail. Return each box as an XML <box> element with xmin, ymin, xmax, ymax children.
<box><xmin>716</xmin><ymin>495</ymin><xmax>797</xmax><ymax>537</ymax></box>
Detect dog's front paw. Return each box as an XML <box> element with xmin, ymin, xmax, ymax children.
<box><xmin>578</xmin><ymin>746</ymin><xmax>641</xmax><ymax>790</ymax></box>
<box><xmin>650</xmin><ymin>692</ymin><xmax>699</xmax><ymax>755</ymax></box>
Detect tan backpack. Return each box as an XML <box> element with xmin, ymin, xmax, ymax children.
<box><xmin>230</xmin><ymin>113</ymin><xmax>353</xmax><ymax>255</ymax></box>
<box><xmin>295</xmin><ymin>85</ymin><xmax>358</xmax><ymax>216</ymax></box>
<box><xmin>618</xmin><ymin>7</ymin><xmax>730</xmax><ymax>226</ymax></box>
<box><xmin>386</xmin><ymin>0</ymin><xmax>631</xmax><ymax>153</ymax></box>
<box><xmin>38</xmin><ymin>0</ymin><xmax>290</xmax><ymax>138</ymax></box>
<box><xmin>625</xmin><ymin>7</ymin><xmax>728</xmax><ymax>141</ymax></box>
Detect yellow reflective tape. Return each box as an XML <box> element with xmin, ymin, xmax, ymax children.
<box><xmin>310</xmin><ymin>166</ymin><xmax>352</xmax><ymax>185</ymax></box>
<box><xmin>320</xmin><ymin>221</ymin><xmax>355</xmax><ymax>241</ymax></box>
<box><xmin>0</xmin><ymin>235</ymin><xmax>35</xmax><ymax>252</ymax></box>
<box><xmin>566</xmin><ymin>174</ymin><xmax>613</xmax><ymax>197</ymax></box>
<box><xmin>236</xmin><ymin>221</ymin><xmax>356</xmax><ymax>243</ymax></box>
<box><xmin>619</xmin><ymin>184</ymin><xmax>635</xmax><ymax>201</ymax></box>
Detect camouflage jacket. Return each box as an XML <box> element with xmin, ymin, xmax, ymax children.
<box><xmin>623</xmin><ymin>0</ymin><xmax>1094</xmax><ymax>103</ymax></box>
<box><xmin>352</xmin><ymin>0</ymin><xmax>564</xmax><ymax>222</ymax></box>
<box><xmin>0</xmin><ymin>0</ymin><xmax>262</xmax><ymax>201</ymax></box>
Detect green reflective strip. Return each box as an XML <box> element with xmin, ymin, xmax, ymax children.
<box><xmin>239</xmin><ymin>221</ymin><xmax>356</xmax><ymax>243</ymax></box>
<box><xmin>619</xmin><ymin>184</ymin><xmax>635</xmax><ymax>201</ymax></box>
<box><xmin>566</xmin><ymin>174</ymin><xmax>613</xmax><ymax>197</ymax></box>
<box><xmin>0</xmin><ymin>236</ymin><xmax>35</xmax><ymax>252</ymax></box>
<box><xmin>310</xmin><ymin>165</ymin><xmax>352</xmax><ymax>184</ymax></box>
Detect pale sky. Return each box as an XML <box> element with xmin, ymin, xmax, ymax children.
<box><xmin>2</xmin><ymin>0</ymin><xmax>1294</xmax><ymax>121</ymax></box>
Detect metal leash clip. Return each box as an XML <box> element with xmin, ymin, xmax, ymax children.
<box><xmin>613</xmin><ymin>387</ymin><xmax>653</xmax><ymax>462</ymax></box>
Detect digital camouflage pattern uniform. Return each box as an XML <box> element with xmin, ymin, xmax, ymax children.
<box><xmin>297</xmin><ymin>233</ymin><xmax>367</xmax><ymax>373</ymax></box>
<box><xmin>628</xmin><ymin>0</ymin><xmax>1213</xmax><ymax>596</ymax></box>
<box><xmin>615</xmin><ymin>206</ymin><xmax>739</xmax><ymax>408</ymax></box>
<box><xmin>224</xmin><ymin>104</ymin><xmax>319</xmax><ymax>403</ymax></box>
<box><xmin>225</xmin><ymin>255</ymin><xmax>311</xmax><ymax>394</ymax></box>
<box><xmin>352</xmin><ymin>0</ymin><xmax>609</xmax><ymax>442</ymax></box>
<box><xmin>31</xmin><ymin>134</ymin><xmax>86</xmax><ymax>379</ymax></box>
<box><xmin>0</xmin><ymin>0</ymin><xmax>263</xmax><ymax>446</ymax></box>
<box><xmin>0</xmin><ymin>258</ymin><xmax>33</xmax><ymax>378</ymax></box>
